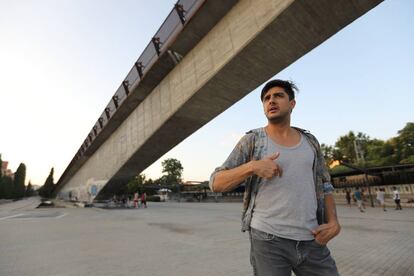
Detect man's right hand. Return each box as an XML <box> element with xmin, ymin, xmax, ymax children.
<box><xmin>212</xmin><ymin>153</ymin><xmax>282</xmax><ymax>192</ymax></box>
<box><xmin>251</xmin><ymin>152</ymin><xmax>282</xmax><ymax>179</ymax></box>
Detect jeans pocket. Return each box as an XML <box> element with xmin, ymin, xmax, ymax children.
<box><xmin>311</xmin><ymin>239</ymin><xmax>326</xmax><ymax>248</ymax></box>
<box><xmin>251</xmin><ymin>228</ymin><xmax>274</xmax><ymax>241</ymax></box>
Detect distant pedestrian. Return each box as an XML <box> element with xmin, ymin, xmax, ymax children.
<box><xmin>354</xmin><ymin>187</ymin><xmax>364</xmax><ymax>212</ymax></box>
<box><xmin>121</xmin><ymin>194</ymin><xmax>127</xmax><ymax>208</ymax></box>
<box><xmin>360</xmin><ymin>188</ymin><xmax>366</xmax><ymax>210</ymax></box>
<box><xmin>141</xmin><ymin>192</ymin><xmax>147</xmax><ymax>208</ymax></box>
<box><xmin>345</xmin><ymin>189</ymin><xmax>351</xmax><ymax>207</ymax></box>
<box><xmin>376</xmin><ymin>188</ymin><xmax>386</xmax><ymax>211</ymax></box>
<box><xmin>112</xmin><ymin>195</ymin><xmax>118</xmax><ymax>206</ymax></box>
<box><xmin>393</xmin><ymin>187</ymin><xmax>402</xmax><ymax>210</ymax></box>
<box><xmin>126</xmin><ymin>195</ymin><xmax>131</xmax><ymax>208</ymax></box>
<box><xmin>134</xmin><ymin>192</ymin><xmax>139</xmax><ymax>208</ymax></box>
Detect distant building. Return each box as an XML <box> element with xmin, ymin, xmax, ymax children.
<box><xmin>1</xmin><ymin>161</ymin><xmax>14</xmax><ymax>179</ymax></box>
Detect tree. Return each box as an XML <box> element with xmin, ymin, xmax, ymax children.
<box><xmin>13</xmin><ymin>163</ymin><xmax>26</xmax><ymax>198</ymax></box>
<box><xmin>321</xmin><ymin>144</ymin><xmax>336</xmax><ymax>167</ymax></box>
<box><xmin>0</xmin><ymin>154</ymin><xmax>3</xmax><ymax>198</ymax></box>
<box><xmin>319</xmin><ymin>124</ymin><xmax>414</xmax><ymax>171</ymax></box>
<box><xmin>334</xmin><ymin>131</ymin><xmax>357</xmax><ymax>162</ymax></box>
<box><xmin>395</xmin><ymin>122</ymin><xmax>414</xmax><ymax>163</ymax></box>
<box><xmin>145</xmin><ymin>178</ymin><xmax>154</xmax><ymax>186</ymax></box>
<box><xmin>365</xmin><ymin>139</ymin><xmax>388</xmax><ymax>166</ymax></box>
<box><xmin>153</xmin><ymin>175</ymin><xmax>168</xmax><ymax>186</ymax></box>
<box><xmin>334</xmin><ymin>131</ymin><xmax>370</xmax><ymax>165</ymax></box>
<box><xmin>0</xmin><ymin>176</ymin><xmax>3</xmax><ymax>199</ymax></box>
<box><xmin>127</xmin><ymin>174</ymin><xmax>146</xmax><ymax>194</ymax></box>
<box><xmin>38</xmin><ymin>168</ymin><xmax>55</xmax><ymax>198</ymax></box>
<box><xmin>2</xmin><ymin>176</ymin><xmax>14</xmax><ymax>199</ymax></box>
<box><xmin>0</xmin><ymin>154</ymin><xmax>2</xmax><ymax>178</ymax></box>
<box><xmin>161</xmin><ymin>158</ymin><xmax>183</xmax><ymax>186</ymax></box>
<box><xmin>25</xmin><ymin>181</ymin><xmax>34</xmax><ymax>197</ymax></box>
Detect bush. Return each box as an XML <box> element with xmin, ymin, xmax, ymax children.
<box><xmin>147</xmin><ymin>195</ymin><xmax>161</xmax><ymax>202</ymax></box>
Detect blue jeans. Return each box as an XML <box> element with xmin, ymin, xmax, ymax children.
<box><xmin>250</xmin><ymin>228</ymin><xmax>339</xmax><ymax>276</ymax></box>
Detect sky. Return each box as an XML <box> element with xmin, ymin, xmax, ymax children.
<box><xmin>0</xmin><ymin>0</ymin><xmax>413</xmax><ymax>186</ymax></box>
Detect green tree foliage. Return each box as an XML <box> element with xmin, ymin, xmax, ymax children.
<box><xmin>334</xmin><ymin>131</ymin><xmax>370</xmax><ymax>164</ymax></box>
<box><xmin>13</xmin><ymin>163</ymin><xmax>26</xmax><ymax>198</ymax></box>
<box><xmin>329</xmin><ymin>122</ymin><xmax>414</xmax><ymax>171</ymax></box>
<box><xmin>38</xmin><ymin>168</ymin><xmax>55</xmax><ymax>198</ymax></box>
<box><xmin>365</xmin><ymin>139</ymin><xmax>389</xmax><ymax>166</ymax></box>
<box><xmin>127</xmin><ymin>174</ymin><xmax>146</xmax><ymax>194</ymax></box>
<box><xmin>153</xmin><ymin>175</ymin><xmax>168</xmax><ymax>186</ymax></box>
<box><xmin>25</xmin><ymin>181</ymin><xmax>34</xmax><ymax>197</ymax></box>
<box><xmin>145</xmin><ymin>178</ymin><xmax>154</xmax><ymax>186</ymax></box>
<box><xmin>320</xmin><ymin>144</ymin><xmax>333</xmax><ymax>165</ymax></box>
<box><xmin>161</xmin><ymin>158</ymin><xmax>183</xmax><ymax>186</ymax></box>
<box><xmin>0</xmin><ymin>159</ymin><xmax>27</xmax><ymax>199</ymax></box>
<box><xmin>0</xmin><ymin>177</ymin><xmax>3</xmax><ymax>198</ymax></box>
<box><xmin>2</xmin><ymin>176</ymin><xmax>14</xmax><ymax>199</ymax></box>
<box><xmin>395</xmin><ymin>122</ymin><xmax>414</xmax><ymax>163</ymax></box>
<box><xmin>0</xmin><ymin>154</ymin><xmax>3</xmax><ymax>198</ymax></box>
<box><xmin>333</xmin><ymin>131</ymin><xmax>357</xmax><ymax>162</ymax></box>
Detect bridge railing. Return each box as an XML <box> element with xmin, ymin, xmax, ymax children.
<box><xmin>72</xmin><ymin>0</ymin><xmax>204</xmax><ymax>162</ymax></box>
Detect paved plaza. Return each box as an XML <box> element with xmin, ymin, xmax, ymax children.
<box><xmin>1</xmin><ymin>197</ymin><xmax>413</xmax><ymax>276</ymax></box>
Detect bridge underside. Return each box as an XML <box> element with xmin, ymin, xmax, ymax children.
<box><xmin>57</xmin><ymin>0</ymin><xmax>383</xmax><ymax>201</ymax></box>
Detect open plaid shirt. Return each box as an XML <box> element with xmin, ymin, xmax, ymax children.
<box><xmin>209</xmin><ymin>127</ymin><xmax>334</xmax><ymax>232</ymax></box>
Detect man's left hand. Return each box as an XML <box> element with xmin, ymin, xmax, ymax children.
<box><xmin>311</xmin><ymin>221</ymin><xmax>341</xmax><ymax>245</ymax></box>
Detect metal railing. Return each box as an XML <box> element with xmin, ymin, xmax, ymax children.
<box><xmin>72</xmin><ymin>0</ymin><xmax>204</xmax><ymax>162</ymax></box>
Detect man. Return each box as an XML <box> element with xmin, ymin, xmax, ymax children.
<box><xmin>141</xmin><ymin>192</ymin><xmax>147</xmax><ymax>208</ymax></box>
<box><xmin>354</xmin><ymin>187</ymin><xmax>364</xmax><ymax>213</ymax></box>
<box><xmin>393</xmin><ymin>187</ymin><xmax>402</xmax><ymax>210</ymax></box>
<box><xmin>376</xmin><ymin>188</ymin><xmax>386</xmax><ymax>211</ymax></box>
<box><xmin>209</xmin><ymin>79</ymin><xmax>340</xmax><ymax>276</ymax></box>
<box><xmin>134</xmin><ymin>192</ymin><xmax>139</xmax><ymax>208</ymax></box>
<box><xmin>360</xmin><ymin>188</ymin><xmax>367</xmax><ymax>210</ymax></box>
<box><xmin>345</xmin><ymin>189</ymin><xmax>352</xmax><ymax>208</ymax></box>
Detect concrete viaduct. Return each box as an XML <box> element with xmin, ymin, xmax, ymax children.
<box><xmin>54</xmin><ymin>0</ymin><xmax>383</xmax><ymax>202</ymax></box>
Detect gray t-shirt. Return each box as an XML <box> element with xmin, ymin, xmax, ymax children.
<box><xmin>251</xmin><ymin>133</ymin><xmax>318</xmax><ymax>241</ymax></box>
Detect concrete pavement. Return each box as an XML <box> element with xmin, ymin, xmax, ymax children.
<box><xmin>0</xmin><ymin>198</ymin><xmax>413</xmax><ymax>275</ymax></box>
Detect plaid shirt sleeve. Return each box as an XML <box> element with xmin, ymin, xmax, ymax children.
<box><xmin>209</xmin><ymin>134</ymin><xmax>252</xmax><ymax>192</ymax></box>
<box><xmin>316</xmin><ymin>140</ymin><xmax>335</xmax><ymax>195</ymax></box>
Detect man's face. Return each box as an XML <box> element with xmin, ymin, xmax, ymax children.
<box><xmin>262</xmin><ymin>86</ymin><xmax>296</xmax><ymax>123</ymax></box>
